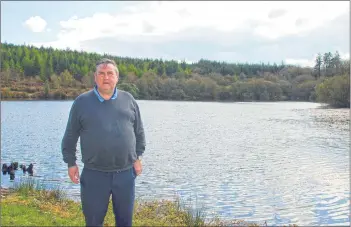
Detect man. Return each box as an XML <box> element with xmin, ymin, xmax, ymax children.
<box><xmin>61</xmin><ymin>58</ymin><xmax>146</xmax><ymax>227</ymax></box>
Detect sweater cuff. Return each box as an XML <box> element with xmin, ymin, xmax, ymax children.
<box><xmin>136</xmin><ymin>151</ymin><xmax>143</xmax><ymax>157</ymax></box>
<box><xmin>67</xmin><ymin>162</ymin><xmax>76</xmax><ymax>168</ymax></box>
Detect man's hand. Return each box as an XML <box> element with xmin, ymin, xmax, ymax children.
<box><xmin>68</xmin><ymin>165</ymin><xmax>79</xmax><ymax>184</ymax></box>
<box><xmin>133</xmin><ymin>159</ymin><xmax>142</xmax><ymax>176</ymax></box>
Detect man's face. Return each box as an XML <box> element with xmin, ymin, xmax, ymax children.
<box><xmin>94</xmin><ymin>63</ymin><xmax>118</xmax><ymax>93</ymax></box>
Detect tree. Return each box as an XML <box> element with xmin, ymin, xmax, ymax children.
<box><xmin>60</xmin><ymin>70</ymin><xmax>74</xmax><ymax>87</ymax></box>
<box><xmin>314</xmin><ymin>53</ymin><xmax>322</xmax><ymax>79</ymax></box>
<box><xmin>323</xmin><ymin>52</ymin><xmax>333</xmax><ymax>77</ymax></box>
<box><xmin>330</xmin><ymin>51</ymin><xmax>341</xmax><ymax>76</ymax></box>
<box><xmin>315</xmin><ymin>75</ymin><xmax>350</xmax><ymax>108</ymax></box>
<box><xmin>0</xmin><ymin>43</ymin><xmax>349</xmax><ymax>106</ymax></box>
<box><xmin>44</xmin><ymin>80</ymin><xmax>50</xmax><ymax>98</ymax></box>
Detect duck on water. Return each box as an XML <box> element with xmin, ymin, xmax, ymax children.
<box><xmin>2</xmin><ymin>162</ymin><xmax>34</xmax><ymax>180</ymax></box>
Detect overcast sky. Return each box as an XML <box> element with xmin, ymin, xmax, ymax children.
<box><xmin>1</xmin><ymin>1</ymin><xmax>349</xmax><ymax>67</ymax></box>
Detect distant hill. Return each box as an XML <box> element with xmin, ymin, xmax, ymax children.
<box><xmin>1</xmin><ymin>42</ymin><xmax>349</xmax><ymax>107</ymax></box>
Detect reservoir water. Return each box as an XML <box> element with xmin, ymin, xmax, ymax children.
<box><xmin>1</xmin><ymin>100</ymin><xmax>349</xmax><ymax>226</ymax></box>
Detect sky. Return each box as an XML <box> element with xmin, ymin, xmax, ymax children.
<box><xmin>1</xmin><ymin>1</ymin><xmax>349</xmax><ymax>67</ymax></box>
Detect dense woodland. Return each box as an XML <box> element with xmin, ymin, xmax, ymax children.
<box><xmin>1</xmin><ymin>42</ymin><xmax>349</xmax><ymax>108</ymax></box>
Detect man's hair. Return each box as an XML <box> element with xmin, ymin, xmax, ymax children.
<box><xmin>96</xmin><ymin>58</ymin><xmax>119</xmax><ymax>74</ymax></box>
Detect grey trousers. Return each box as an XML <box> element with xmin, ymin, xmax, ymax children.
<box><xmin>80</xmin><ymin>167</ymin><xmax>136</xmax><ymax>227</ymax></box>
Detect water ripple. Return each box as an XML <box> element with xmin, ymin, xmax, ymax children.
<box><xmin>1</xmin><ymin>101</ymin><xmax>349</xmax><ymax>226</ymax></box>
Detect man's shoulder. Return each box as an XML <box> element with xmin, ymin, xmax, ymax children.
<box><xmin>118</xmin><ymin>89</ymin><xmax>136</xmax><ymax>101</ymax></box>
<box><xmin>73</xmin><ymin>89</ymin><xmax>95</xmax><ymax>105</ymax></box>
<box><xmin>78</xmin><ymin>89</ymin><xmax>94</xmax><ymax>99</ymax></box>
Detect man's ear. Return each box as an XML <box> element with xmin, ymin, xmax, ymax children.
<box><xmin>93</xmin><ymin>72</ymin><xmax>98</xmax><ymax>84</ymax></box>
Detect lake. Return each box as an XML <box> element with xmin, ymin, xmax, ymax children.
<box><xmin>1</xmin><ymin>100</ymin><xmax>349</xmax><ymax>226</ymax></box>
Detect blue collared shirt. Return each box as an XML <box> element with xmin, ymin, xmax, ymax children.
<box><xmin>93</xmin><ymin>85</ymin><xmax>118</xmax><ymax>102</ymax></box>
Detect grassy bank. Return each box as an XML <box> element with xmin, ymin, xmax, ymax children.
<box><xmin>2</xmin><ymin>178</ymin><xmax>294</xmax><ymax>227</ymax></box>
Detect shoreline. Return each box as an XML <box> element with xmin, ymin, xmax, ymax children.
<box><xmin>0</xmin><ymin>97</ymin><xmax>330</xmax><ymax>103</ymax></box>
<box><xmin>1</xmin><ymin>179</ymin><xmax>277</xmax><ymax>227</ymax></box>
<box><xmin>1</xmin><ymin>98</ymin><xmax>344</xmax><ymax>109</ymax></box>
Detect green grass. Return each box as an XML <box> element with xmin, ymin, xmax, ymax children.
<box><xmin>2</xmin><ymin>204</ymin><xmax>81</xmax><ymax>226</ymax></box>
<box><xmin>1</xmin><ymin>178</ymin><xmax>297</xmax><ymax>226</ymax></box>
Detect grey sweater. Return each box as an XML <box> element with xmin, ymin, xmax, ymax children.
<box><xmin>61</xmin><ymin>89</ymin><xmax>146</xmax><ymax>172</ymax></box>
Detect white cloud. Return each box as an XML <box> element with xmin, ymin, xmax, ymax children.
<box><xmin>286</xmin><ymin>51</ymin><xmax>350</xmax><ymax>68</ymax></box>
<box><xmin>24</xmin><ymin>16</ymin><xmax>47</xmax><ymax>33</ymax></box>
<box><xmin>31</xmin><ymin>39</ymin><xmax>81</xmax><ymax>51</ymax></box>
<box><xmin>32</xmin><ymin>1</ymin><xmax>348</xmax><ymax>49</ymax></box>
<box><xmin>340</xmin><ymin>52</ymin><xmax>350</xmax><ymax>60</ymax></box>
<box><xmin>285</xmin><ymin>58</ymin><xmax>316</xmax><ymax>68</ymax></box>
<box><xmin>29</xmin><ymin>1</ymin><xmax>349</xmax><ymax>64</ymax></box>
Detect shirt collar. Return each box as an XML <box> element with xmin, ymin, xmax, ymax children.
<box><xmin>94</xmin><ymin>85</ymin><xmax>118</xmax><ymax>102</ymax></box>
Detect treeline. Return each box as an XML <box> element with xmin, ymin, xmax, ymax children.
<box><xmin>0</xmin><ymin>42</ymin><xmax>349</xmax><ymax>108</ymax></box>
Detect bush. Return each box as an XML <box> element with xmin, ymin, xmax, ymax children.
<box><xmin>52</xmin><ymin>90</ymin><xmax>67</xmax><ymax>99</ymax></box>
<box><xmin>1</xmin><ymin>88</ymin><xmax>13</xmax><ymax>98</ymax></box>
<box><xmin>315</xmin><ymin>74</ymin><xmax>350</xmax><ymax>108</ymax></box>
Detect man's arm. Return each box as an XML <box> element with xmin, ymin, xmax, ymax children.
<box><xmin>61</xmin><ymin>100</ymin><xmax>81</xmax><ymax>168</ymax></box>
<box><xmin>132</xmin><ymin>99</ymin><xmax>146</xmax><ymax>157</ymax></box>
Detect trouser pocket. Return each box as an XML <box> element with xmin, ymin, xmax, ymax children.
<box><xmin>80</xmin><ymin>168</ymin><xmax>85</xmax><ymax>186</ymax></box>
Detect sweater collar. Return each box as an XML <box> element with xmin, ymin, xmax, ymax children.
<box><xmin>93</xmin><ymin>85</ymin><xmax>118</xmax><ymax>102</ymax></box>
